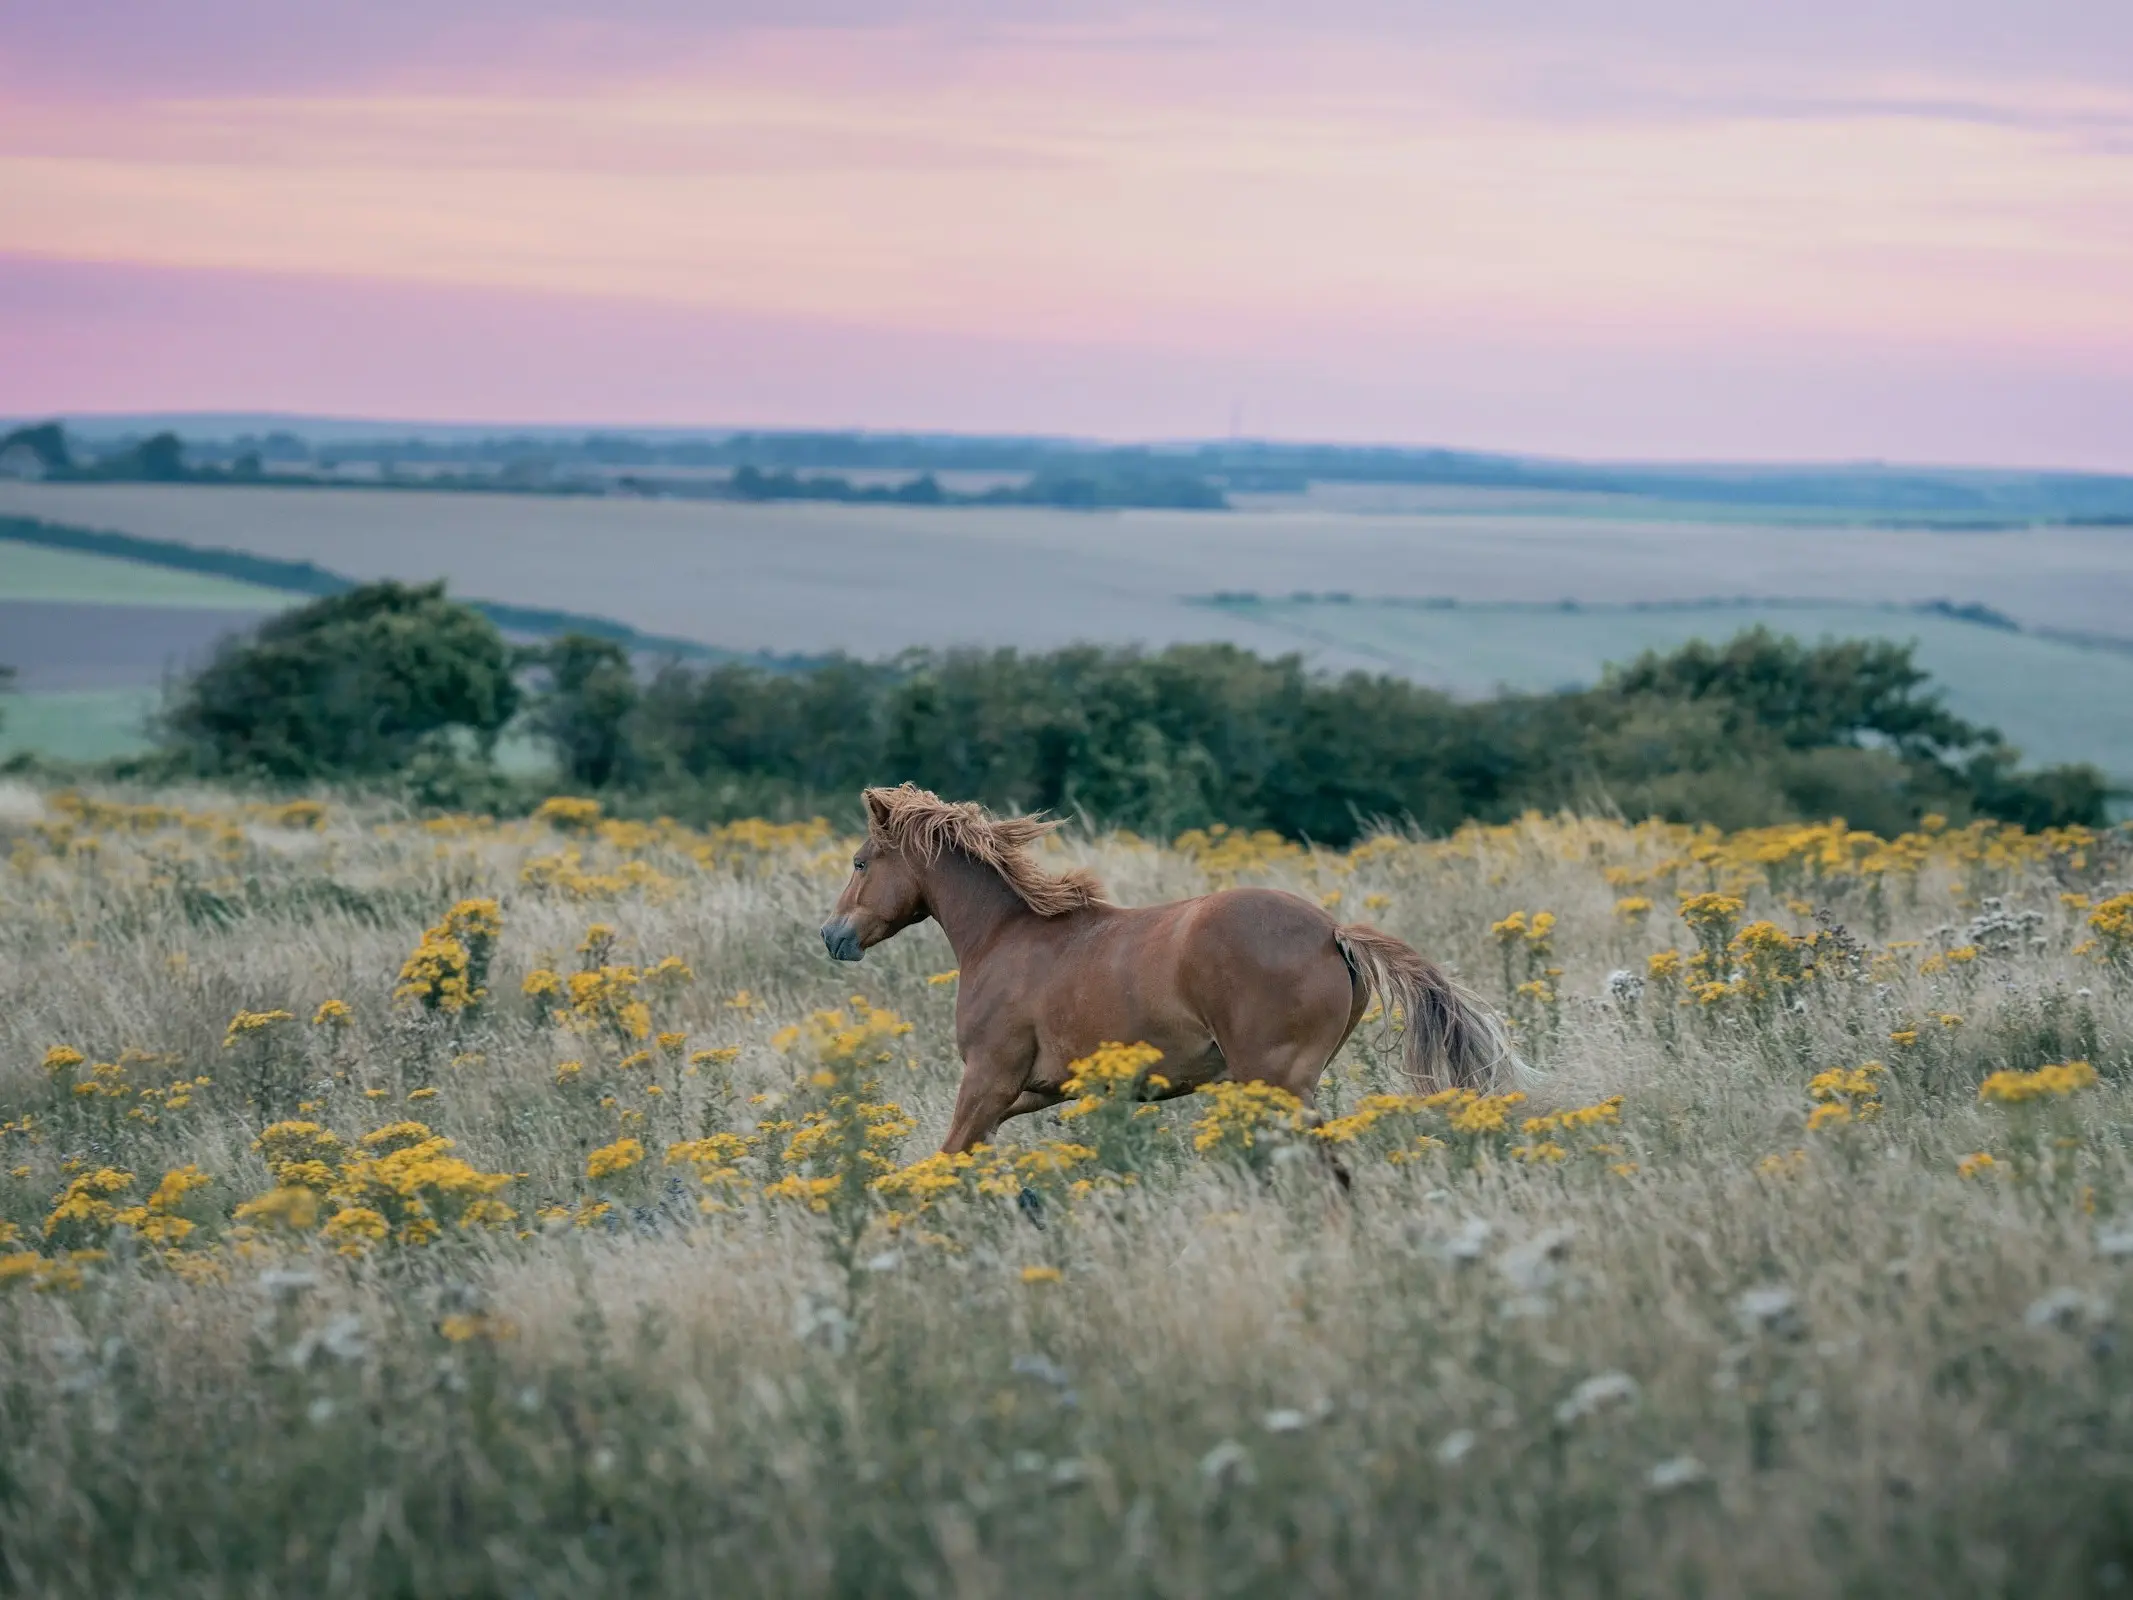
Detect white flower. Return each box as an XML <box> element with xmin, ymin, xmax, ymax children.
<box><xmin>1442</xmin><ymin>1217</ymin><xmax>1493</xmax><ymax>1263</ymax></box>
<box><xmin>258</xmin><ymin>1268</ymin><xmax>320</xmax><ymax>1303</ymax></box>
<box><xmin>1498</xmin><ymin>1228</ymin><xmax>1573</xmax><ymax>1293</ymax></box>
<box><xmin>1011</xmin><ymin>1354</ymin><xmax>1073</xmax><ymax>1389</ymax></box>
<box><xmin>1434</xmin><ymin>1429</ymin><xmax>1476</xmax><ymax>1466</ymax></box>
<box><xmin>1261</xmin><ymin>1409</ymin><xmax>1310</xmax><ymax>1434</ymax></box>
<box><xmin>1647</xmin><ymin>1455</ymin><xmax>1708</xmax><ymax>1493</ymax></box>
<box><xmin>1734</xmin><ymin>1286</ymin><xmax>1806</xmax><ymax>1341</ymax></box>
<box><xmin>2026</xmin><ymin>1287</ymin><xmax>2109</xmax><ymax>1331</ymax></box>
<box><xmin>289</xmin><ymin>1313</ymin><xmax>367</xmax><ymax>1369</ymax></box>
<box><xmin>1198</xmin><ymin>1439</ymin><xmax>1255</xmax><ymax>1488</ymax></box>
<box><xmin>1555</xmin><ymin>1371</ymin><xmax>1640</xmax><ymax>1425</ymax></box>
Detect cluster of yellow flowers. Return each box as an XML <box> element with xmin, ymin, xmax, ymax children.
<box><xmin>1512</xmin><ymin>1096</ymin><xmax>1631</xmax><ymax>1171</ymax></box>
<box><xmin>1978</xmin><ymin>1060</ymin><xmax>2098</xmax><ymax>1106</ymax></box>
<box><xmin>41</xmin><ymin>1042</ymin><xmax>212</xmax><ymax>1125</ymax></box>
<box><xmin>394</xmin><ymin>899</ymin><xmax>503</xmax><ymax>1015</ymax></box>
<box><xmin>235</xmin><ymin>1119</ymin><xmax>517</xmax><ymax>1254</ymax></box>
<box><xmin>1640</xmin><ymin>893</ymin><xmax>1826</xmax><ymax>1010</ymax></box>
<box><xmin>525</xmin><ymin>927</ymin><xmax>692</xmax><ymax>1045</ymax></box>
<box><xmin>1171</xmin><ymin>824</ymin><xmax>1307</xmax><ymax>883</ymax></box>
<box><xmin>1057</xmin><ymin>1041</ymin><xmax>1168</xmax><ymax>1121</ymax></box>
<box><xmin>521</xmin><ymin>850</ymin><xmax>680</xmax><ymax>903</ymax></box>
<box><xmin>1190</xmin><ymin>1081</ymin><xmax>1306</xmax><ymax>1154</ymax></box>
<box><xmin>2080</xmin><ymin>893</ymin><xmax>2133</xmax><ymax>966</ymax></box>
<box><xmin>1806</xmin><ymin>1062</ymin><xmax>1884</xmax><ymax>1131</ymax></box>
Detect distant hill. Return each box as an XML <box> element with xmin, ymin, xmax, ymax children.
<box><xmin>11</xmin><ymin>415</ymin><xmax>2133</xmax><ymax>522</ymax></box>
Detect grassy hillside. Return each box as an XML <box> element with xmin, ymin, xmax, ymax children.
<box><xmin>2</xmin><ymin>791</ymin><xmax>2132</xmax><ymax>1595</ymax></box>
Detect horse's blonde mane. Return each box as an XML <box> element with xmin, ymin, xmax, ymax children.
<box><xmin>863</xmin><ymin>784</ymin><xmax>1108</xmax><ymax>917</ymax></box>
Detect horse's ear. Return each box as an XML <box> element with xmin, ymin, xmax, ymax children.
<box><xmin>862</xmin><ymin>788</ymin><xmax>896</xmax><ymax>834</ymax></box>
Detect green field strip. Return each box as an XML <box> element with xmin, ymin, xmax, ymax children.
<box><xmin>0</xmin><ymin>687</ymin><xmax>160</xmax><ymax>762</ymax></box>
<box><xmin>0</xmin><ymin>514</ymin><xmax>783</xmax><ymax>664</ymax></box>
<box><xmin>0</xmin><ymin>540</ymin><xmax>292</xmax><ymax>610</ymax></box>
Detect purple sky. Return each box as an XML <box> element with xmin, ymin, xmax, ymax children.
<box><xmin>4</xmin><ymin>2</ymin><xmax>2131</xmax><ymax>463</ymax></box>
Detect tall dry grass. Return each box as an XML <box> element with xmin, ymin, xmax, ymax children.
<box><xmin>1</xmin><ymin>785</ymin><xmax>2130</xmax><ymax>1597</ymax></box>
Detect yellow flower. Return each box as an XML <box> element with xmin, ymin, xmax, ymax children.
<box><xmin>439</xmin><ymin>1312</ymin><xmax>518</xmax><ymax>1342</ymax></box>
<box><xmin>41</xmin><ymin>1045</ymin><xmax>85</xmax><ymax>1076</ymax></box>
<box><xmin>1979</xmin><ymin>1061</ymin><xmax>2098</xmax><ymax>1105</ymax></box>
<box><xmin>926</xmin><ymin>969</ymin><xmax>961</xmax><ymax>985</ymax></box>
<box><xmin>1678</xmin><ymin>892</ymin><xmax>1746</xmax><ymax>930</ymax></box>
<box><xmin>312</xmin><ymin>999</ymin><xmax>353</xmax><ymax>1028</ymax></box>
<box><xmin>1957</xmin><ymin>1152</ymin><xmax>1997</xmax><ymax>1179</ymax></box>
<box><xmin>1019</xmin><ymin>1265</ymin><xmax>1063</xmax><ymax>1284</ymax></box>
<box><xmin>321</xmin><ymin>1206</ymin><xmax>390</xmax><ymax>1256</ymax></box>
<box><xmin>234</xmin><ymin>1185</ymin><xmax>323</xmax><ymax>1232</ymax></box>
<box><xmin>407</xmin><ymin>1087</ymin><xmax>438</xmax><ymax>1102</ymax></box>
<box><xmin>586</xmin><ymin>1137</ymin><xmax>645</xmax><ymax>1181</ymax></box>
<box><xmin>222</xmin><ymin>1009</ymin><xmax>295</xmax><ymax>1046</ymax></box>
<box><xmin>1613</xmin><ymin>896</ymin><xmax>1653</xmax><ymax>921</ymax></box>
<box><xmin>533</xmin><ymin>795</ymin><xmax>603</xmax><ymax>830</ymax></box>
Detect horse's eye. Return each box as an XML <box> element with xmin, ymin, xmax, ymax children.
<box><xmin>852</xmin><ymin>859</ymin><xmax>867</xmax><ymax>871</ymax></box>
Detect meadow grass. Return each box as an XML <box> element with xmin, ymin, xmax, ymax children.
<box><xmin>2</xmin><ymin>788</ymin><xmax>2131</xmax><ymax>1597</ymax></box>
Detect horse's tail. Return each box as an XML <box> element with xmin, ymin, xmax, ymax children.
<box><xmin>1335</xmin><ymin>923</ymin><xmax>1530</xmax><ymax>1094</ymax></box>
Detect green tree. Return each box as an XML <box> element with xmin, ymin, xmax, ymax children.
<box><xmin>0</xmin><ymin>422</ymin><xmax>70</xmax><ymax>473</ymax></box>
<box><xmin>162</xmin><ymin>581</ymin><xmax>518</xmax><ymax>778</ymax></box>
<box><xmin>524</xmin><ymin>634</ymin><xmax>640</xmax><ymax>788</ymax></box>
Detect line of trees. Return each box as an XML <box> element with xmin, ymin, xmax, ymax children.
<box><xmin>144</xmin><ymin>582</ymin><xmax>2113</xmax><ymax>838</ymax></box>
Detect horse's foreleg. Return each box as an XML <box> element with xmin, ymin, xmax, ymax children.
<box><xmin>940</xmin><ymin>1055</ymin><xmax>1033</xmax><ymax>1154</ymax></box>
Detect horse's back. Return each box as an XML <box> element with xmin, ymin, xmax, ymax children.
<box><xmin>1010</xmin><ymin>887</ymin><xmax>1351</xmax><ymax>1091</ymax></box>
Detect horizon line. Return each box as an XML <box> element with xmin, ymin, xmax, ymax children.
<box><xmin>13</xmin><ymin>409</ymin><xmax>2133</xmax><ymax>483</ymax></box>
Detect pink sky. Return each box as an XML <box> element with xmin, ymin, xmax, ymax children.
<box><xmin>4</xmin><ymin>3</ymin><xmax>2131</xmax><ymax>465</ymax></box>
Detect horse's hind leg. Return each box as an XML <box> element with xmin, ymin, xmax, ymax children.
<box><xmin>1212</xmin><ymin>967</ymin><xmax>1363</xmax><ymax>1186</ymax></box>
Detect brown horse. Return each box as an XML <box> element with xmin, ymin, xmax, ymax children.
<box><xmin>820</xmin><ymin>785</ymin><xmax>1522</xmax><ymax>1153</ymax></box>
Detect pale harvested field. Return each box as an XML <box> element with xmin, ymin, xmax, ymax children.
<box><xmin>6</xmin><ymin>482</ymin><xmax>2131</xmax><ymax>661</ymax></box>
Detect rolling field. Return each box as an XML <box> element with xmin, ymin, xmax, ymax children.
<box><xmin>2</xmin><ymin>482</ymin><xmax>2130</xmax><ymax>783</ymax></box>
<box><xmin>4</xmin><ymin>481</ymin><xmax>2131</xmax><ymax>656</ymax></box>
<box><xmin>2</xmin><ymin>789</ymin><xmax>2132</xmax><ymax>1595</ymax></box>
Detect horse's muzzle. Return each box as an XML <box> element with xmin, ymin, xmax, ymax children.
<box><xmin>820</xmin><ymin>918</ymin><xmax>864</xmax><ymax>962</ymax></box>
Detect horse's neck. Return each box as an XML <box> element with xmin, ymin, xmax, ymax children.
<box><xmin>922</xmin><ymin>853</ymin><xmax>1032</xmax><ymax>966</ymax></box>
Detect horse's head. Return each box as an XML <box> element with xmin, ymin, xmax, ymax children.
<box><xmin>819</xmin><ymin>799</ymin><xmax>929</xmax><ymax>962</ymax></box>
